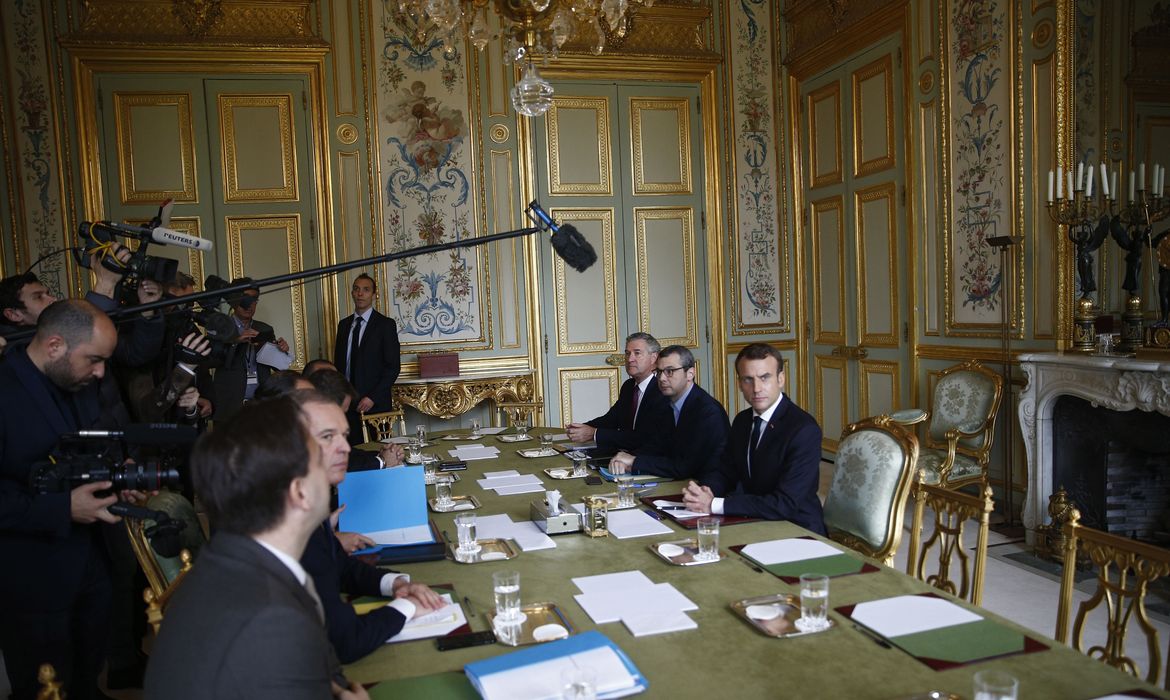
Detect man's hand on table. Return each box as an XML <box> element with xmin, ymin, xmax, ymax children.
<box><xmin>608</xmin><ymin>452</ymin><xmax>635</xmax><ymax>474</ymax></box>
<box><xmin>335</xmin><ymin>531</ymin><xmax>376</xmax><ymax>554</ymax></box>
<box><xmin>378</xmin><ymin>443</ymin><xmax>405</xmax><ymax>467</ymax></box>
<box><xmin>332</xmin><ymin>679</ymin><xmax>370</xmax><ymax>700</ymax></box>
<box><xmin>565</xmin><ymin>423</ymin><xmax>596</xmax><ymax>443</ymax></box>
<box><xmin>682</xmin><ymin>480</ymin><xmax>714</xmax><ymax>514</ymax></box>
<box><xmin>392</xmin><ymin>578</ymin><xmax>443</xmax><ymax>612</ymax></box>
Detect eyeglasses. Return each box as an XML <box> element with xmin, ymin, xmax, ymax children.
<box><xmin>658</xmin><ymin>366</ymin><xmax>691</xmax><ymax>378</ymax></box>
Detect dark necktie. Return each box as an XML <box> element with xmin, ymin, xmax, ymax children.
<box><xmin>748</xmin><ymin>416</ymin><xmax>764</xmax><ymax>477</ymax></box>
<box><xmin>630</xmin><ymin>386</ymin><xmax>643</xmax><ymax>428</ymax></box>
<box><xmin>348</xmin><ymin>315</ymin><xmax>363</xmax><ymax>382</ymax></box>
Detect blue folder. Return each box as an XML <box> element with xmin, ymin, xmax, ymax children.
<box><xmin>337</xmin><ymin>466</ymin><xmax>433</xmax><ymax>548</ymax></box>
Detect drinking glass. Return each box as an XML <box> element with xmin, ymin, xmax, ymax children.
<box><xmin>406</xmin><ymin>440</ymin><xmax>423</xmax><ymax>464</ymax></box>
<box><xmin>434</xmin><ymin>475</ymin><xmax>453</xmax><ymax>509</ymax></box>
<box><xmin>540</xmin><ymin>432</ymin><xmax>554</xmax><ymax>451</ymax></box>
<box><xmin>455</xmin><ymin>513</ymin><xmax>478</xmax><ymax>553</ymax></box>
<box><xmin>696</xmin><ymin>517</ymin><xmax>720</xmax><ymax>561</ymax></box>
<box><xmin>973</xmin><ymin>670</ymin><xmax>1018</xmax><ymax>700</ymax></box>
<box><xmin>514</xmin><ymin>411</ymin><xmax>531</xmax><ymax>439</ymax></box>
<box><xmin>796</xmin><ymin>573</ymin><xmax>830</xmax><ymax>632</ymax></box>
<box><xmin>572</xmin><ymin>456</ymin><xmax>588</xmax><ymax>477</ymax></box>
<box><xmin>615</xmin><ymin>475</ymin><xmax>636</xmax><ymax>508</ymax></box>
<box><xmin>560</xmin><ymin>667</ymin><xmax>597</xmax><ymax>700</ymax></box>
<box><xmin>423</xmin><ymin>459</ymin><xmax>438</xmax><ymax>485</ymax></box>
<box><xmin>493</xmin><ymin>570</ymin><xmax>522</xmax><ymax>623</ymax></box>
<box><xmin>470</xmin><ymin>418</ymin><xmax>482</xmax><ymax>437</ymax></box>
<box><xmin>416</xmin><ymin>424</ymin><xmax>427</xmax><ymax>445</ymax></box>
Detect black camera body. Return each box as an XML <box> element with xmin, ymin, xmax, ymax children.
<box><xmin>75</xmin><ymin>221</ymin><xmax>179</xmax><ymax>290</ymax></box>
<box><xmin>29</xmin><ymin>428</ymin><xmax>193</xmax><ymax>494</ymax></box>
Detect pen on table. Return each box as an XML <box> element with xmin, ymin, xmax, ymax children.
<box><xmin>463</xmin><ymin>595</ymin><xmax>475</xmax><ymax>616</ymax></box>
<box><xmin>852</xmin><ymin>624</ymin><xmax>892</xmax><ymax>649</ymax></box>
<box><xmin>442</xmin><ymin>530</ymin><xmax>452</xmax><ymax>545</ymax></box>
<box><xmin>644</xmin><ymin>509</ymin><xmax>664</xmax><ymax>521</ymax></box>
<box><xmin>658</xmin><ymin>505</ymin><xmax>689</xmax><ymax>511</ymax></box>
<box><xmin>740</xmin><ymin>557</ymin><xmax>764</xmax><ymax>574</ymax></box>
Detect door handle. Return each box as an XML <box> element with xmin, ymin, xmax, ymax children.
<box><xmin>830</xmin><ymin>345</ymin><xmax>869</xmax><ymax>359</ymax></box>
<box><xmin>605</xmin><ymin>353</ymin><xmax>626</xmax><ymax>366</ymax></box>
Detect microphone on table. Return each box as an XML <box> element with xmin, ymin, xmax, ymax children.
<box><xmin>525</xmin><ymin>200</ymin><xmax>598</xmax><ymax>273</ymax></box>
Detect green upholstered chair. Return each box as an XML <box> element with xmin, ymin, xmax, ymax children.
<box><xmin>902</xmin><ymin>359</ymin><xmax>1003</xmax><ymax>489</ymax></box>
<box><xmin>125</xmin><ymin>490</ymin><xmax>206</xmax><ymax>632</ymax></box>
<box><xmin>906</xmin><ymin>477</ymin><xmax>994</xmax><ymax>605</ymax></box>
<box><xmin>823</xmin><ymin>415</ymin><xmax>919</xmax><ymax>566</ymax></box>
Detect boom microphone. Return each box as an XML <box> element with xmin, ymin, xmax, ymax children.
<box><xmin>149</xmin><ymin>226</ymin><xmax>214</xmax><ymax>252</ymax></box>
<box><xmin>526</xmin><ymin>201</ymin><xmax>598</xmax><ymax>273</ymax></box>
<box><xmin>76</xmin><ymin>424</ymin><xmax>199</xmax><ymax>446</ymax></box>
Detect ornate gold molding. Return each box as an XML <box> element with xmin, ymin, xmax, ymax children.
<box><xmin>73</xmin><ymin>0</ymin><xmax>321</xmax><ymax>45</ymax></box>
<box><xmin>393</xmin><ymin>372</ymin><xmax>537</xmax><ymax>419</ymax></box>
<box><xmin>555</xmin><ymin>0</ymin><xmax>716</xmax><ymax>59</ymax></box>
<box><xmin>783</xmin><ymin>0</ymin><xmax>908</xmax><ymax>75</ymax></box>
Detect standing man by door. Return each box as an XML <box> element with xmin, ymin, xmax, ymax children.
<box><xmin>334</xmin><ymin>273</ymin><xmax>400</xmax><ymax>444</ymax></box>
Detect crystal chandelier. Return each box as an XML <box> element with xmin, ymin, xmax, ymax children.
<box><xmin>389</xmin><ymin>0</ymin><xmax>656</xmax><ymax>116</ymax></box>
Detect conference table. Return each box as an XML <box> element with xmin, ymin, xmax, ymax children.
<box><xmin>344</xmin><ymin>429</ymin><xmax>1166</xmax><ymax>699</ymax></box>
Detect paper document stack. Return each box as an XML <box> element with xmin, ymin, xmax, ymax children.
<box><xmin>464</xmin><ymin>630</ymin><xmax>646</xmax><ymax>700</ymax></box>
<box><xmin>476</xmin><ymin>470</ymin><xmax>544</xmax><ymax>495</ymax></box>
<box><xmin>448</xmin><ymin>443</ymin><xmax>501</xmax><ymax>461</ymax></box>
<box><xmin>571</xmin><ymin>571</ymin><xmax>698</xmax><ymax>637</ymax></box>
<box><xmin>474</xmin><ymin>513</ymin><xmax>556</xmax><ymax>551</ymax></box>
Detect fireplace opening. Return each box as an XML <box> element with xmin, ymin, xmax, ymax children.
<box><xmin>1051</xmin><ymin>395</ymin><xmax>1170</xmax><ymax>543</ymax></box>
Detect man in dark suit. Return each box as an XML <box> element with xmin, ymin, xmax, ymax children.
<box><xmin>333</xmin><ymin>273</ymin><xmax>400</xmax><ymax>445</ymax></box>
<box><xmin>0</xmin><ymin>300</ymin><xmax>126</xmax><ymax>700</ymax></box>
<box><xmin>608</xmin><ymin>345</ymin><xmax>729</xmax><ymax>480</ymax></box>
<box><xmin>295</xmin><ymin>391</ymin><xmax>441</xmax><ymax>662</ymax></box>
<box><xmin>144</xmin><ymin>396</ymin><xmax>368</xmax><ymax>700</ymax></box>
<box><xmin>566</xmin><ymin>332</ymin><xmax>672</xmax><ymax>453</ymax></box>
<box><xmin>208</xmin><ymin>278</ymin><xmax>288</xmax><ymax>423</ymax></box>
<box><xmin>683</xmin><ymin>343</ymin><xmax>826</xmax><ymax>534</ymax></box>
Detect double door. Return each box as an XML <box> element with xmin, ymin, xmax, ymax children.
<box><xmin>94</xmin><ymin>74</ymin><xmax>323</xmax><ymax>365</ymax></box>
<box><xmin>531</xmin><ymin>82</ymin><xmax>709</xmax><ymax>425</ymax></box>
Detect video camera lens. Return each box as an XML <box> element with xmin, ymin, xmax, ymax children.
<box><xmin>111</xmin><ymin>462</ymin><xmax>182</xmax><ymax>492</ymax></box>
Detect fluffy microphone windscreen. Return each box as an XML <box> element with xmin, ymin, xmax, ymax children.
<box><xmin>550</xmin><ymin>223</ymin><xmax>598</xmax><ymax>273</ymax></box>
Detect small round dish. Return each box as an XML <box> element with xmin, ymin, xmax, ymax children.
<box><xmin>479</xmin><ymin>551</ymin><xmax>507</xmax><ymax>561</ymax></box>
<box><xmin>547</xmin><ymin>468</ymin><xmax>569</xmax><ymax>478</ymax></box>
<box><xmin>657</xmin><ymin>543</ymin><xmax>686</xmax><ymax>558</ymax></box>
<box><xmin>746</xmin><ymin>604</ymin><xmax>784</xmax><ymax>621</ymax></box>
<box><xmin>532</xmin><ymin>624</ymin><xmax>569</xmax><ymax>642</ymax></box>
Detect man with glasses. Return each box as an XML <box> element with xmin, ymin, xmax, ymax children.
<box><xmin>209</xmin><ymin>278</ymin><xmax>289</xmax><ymax>422</ymax></box>
<box><xmin>606</xmin><ymin>345</ymin><xmax>729</xmax><ymax>480</ymax></box>
<box><xmin>565</xmin><ymin>332</ymin><xmax>671</xmax><ymax>453</ymax></box>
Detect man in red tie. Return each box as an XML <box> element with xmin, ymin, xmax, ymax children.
<box><xmin>565</xmin><ymin>332</ymin><xmax>672</xmax><ymax>453</ymax></box>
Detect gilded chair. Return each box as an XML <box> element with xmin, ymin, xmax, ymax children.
<box><xmin>905</xmin><ymin>477</ymin><xmax>994</xmax><ymax>605</ymax></box>
<box><xmin>495</xmin><ymin>400</ymin><xmax>545</xmax><ymax>429</ymax></box>
<box><xmin>125</xmin><ymin>491</ymin><xmax>206</xmax><ymax>632</ymax></box>
<box><xmin>360</xmin><ymin>409</ymin><xmax>407</xmax><ymax>443</ymax></box>
<box><xmin>900</xmin><ymin>359</ymin><xmax>1003</xmax><ymax>489</ymax></box>
<box><xmin>37</xmin><ymin>663</ymin><xmax>65</xmax><ymax>700</ymax></box>
<box><xmin>1056</xmin><ymin>507</ymin><xmax>1170</xmax><ymax>688</ymax></box>
<box><xmin>822</xmin><ymin>415</ymin><xmax>919</xmax><ymax>566</ymax></box>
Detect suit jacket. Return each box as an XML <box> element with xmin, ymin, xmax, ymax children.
<box><xmin>300</xmin><ymin>521</ymin><xmax>407</xmax><ymax>663</ymax></box>
<box><xmin>208</xmin><ymin>319</ymin><xmax>275</xmax><ymax>422</ymax></box>
<box><xmin>633</xmin><ymin>384</ymin><xmax>730</xmax><ymax>480</ymax></box>
<box><xmin>701</xmin><ymin>396</ymin><xmax>827</xmax><ymax>534</ymax></box>
<box><xmin>144</xmin><ymin>532</ymin><xmax>343</xmax><ymax>700</ymax></box>
<box><xmin>0</xmin><ymin>347</ymin><xmax>109</xmax><ymax>610</ymax></box>
<box><xmin>334</xmin><ymin>309</ymin><xmax>400</xmax><ymax>413</ymax></box>
<box><xmin>586</xmin><ymin>376</ymin><xmax>672</xmax><ymax>452</ymax></box>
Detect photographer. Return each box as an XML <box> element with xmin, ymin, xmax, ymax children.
<box><xmin>0</xmin><ymin>299</ymin><xmax>144</xmax><ymax>700</ymax></box>
<box><xmin>207</xmin><ymin>278</ymin><xmax>289</xmax><ymax>423</ymax></box>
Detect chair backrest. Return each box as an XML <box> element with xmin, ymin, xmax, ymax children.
<box><xmin>496</xmin><ymin>400</ymin><xmax>545</xmax><ymax>428</ymax></box>
<box><xmin>125</xmin><ymin>490</ymin><xmax>206</xmax><ymax>596</ymax></box>
<box><xmin>823</xmin><ymin>415</ymin><xmax>919</xmax><ymax>566</ymax></box>
<box><xmin>361</xmin><ymin>409</ymin><xmax>406</xmax><ymax>443</ymax></box>
<box><xmin>1056</xmin><ymin>507</ymin><xmax>1170</xmax><ymax>688</ymax></box>
<box><xmin>906</xmin><ymin>479</ymin><xmax>993</xmax><ymax>605</ymax></box>
<box><xmin>144</xmin><ymin>549</ymin><xmax>193</xmax><ymax>634</ymax></box>
<box><xmin>926</xmin><ymin>359</ymin><xmax>1003</xmax><ymax>456</ymax></box>
<box><xmin>38</xmin><ymin>663</ymin><xmax>65</xmax><ymax>700</ymax></box>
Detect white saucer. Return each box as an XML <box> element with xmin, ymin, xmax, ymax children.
<box><xmin>479</xmin><ymin>551</ymin><xmax>507</xmax><ymax>561</ymax></box>
<box><xmin>532</xmin><ymin>623</ymin><xmax>569</xmax><ymax>642</ymax></box>
<box><xmin>657</xmin><ymin>543</ymin><xmax>686</xmax><ymax>558</ymax></box>
<box><xmin>746</xmin><ymin>604</ymin><xmax>784</xmax><ymax>621</ymax></box>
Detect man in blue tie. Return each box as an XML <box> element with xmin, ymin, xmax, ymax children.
<box><xmin>606</xmin><ymin>345</ymin><xmax>729</xmax><ymax>480</ymax></box>
<box><xmin>334</xmin><ymin>273</ymin><xmax>400</xmax><ymax>445</ymax></box>
<box><xmin>682</xmin><ymin>343</ymin><xmax>826</xmax><ymax>534</ymax></box>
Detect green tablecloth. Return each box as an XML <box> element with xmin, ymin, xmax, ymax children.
<box><xmin>344</xmin><ymin>429</ymin><xmax>1167</xmax><ymax>699</ymax></box>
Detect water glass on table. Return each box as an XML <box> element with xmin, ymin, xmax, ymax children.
<box><xmin>615</xmin><ymin>475</ymin><xmax>636</xmax><ymax>508</ymax></box>
<box><xmin>434</xmin><ymin>475</ymin><xmax>453</xmax><ymax>509</ymax></box>
<box><xmin>515</xmin><ymin>412</ymin><xmax>531</xmax><ymax>439</ymax></box>
<box><xmin>415</xmin><ymin>424</ymin><xmax>427</xmax><ymax>445</ymax></box>
<box><xmin>796</xmin><ymin>573</ymin><xmax>830</xmax><ymax>632</ymax></box>
<box><xmin>540</xmin><ymin>432</ymin><xmax>554</xmax><ymax>451</ymax></box>
<box><xmin>571</xmin><ymin>456</ymin><xmax>588</xmax><ymax>477</ymax></box>
<box><xmin>493</xmin><ymin>570</ymin><xmax>522</xmax><ymax>624</ymax></box>
<box><xmin>561</xmin><ymin>666</ymin><xmax>597</xmax><ymax>700</ymax></box>
<box><xmin>406</xmin><ymin>440</ymin><xmax>423</xmax><ymax>464</ymax></box>
<box><xmin>423</xmin><ymin>458</ymin><xmax>438</xmax><ymax>484</ymax></box>
<box><xmin>470</xmin><ymin>418</ymin><xmax>481</xmax><ymax>438</ymax></box>
<box><xmin>973</xmin><ymin>670</ymin><xmax>1018</xmax><ymax>700</ymax></box>
<box><xmin>695</xmin><ymin>517</ymin><xmax>720</xmax><ymax>561</ymax></box>
<box><xmin>455</xmin><ymin>513</ymin><xmax>479</xmax><ymax>554</ymax></box>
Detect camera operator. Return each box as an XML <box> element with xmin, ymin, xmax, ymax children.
<box><xmin>0</xmin><ymin>299</ymin><xmax>145</xmax><ymax>700</ymax></box>
<box><xmin>207</xmin><ymin>277</ymin><xmax>289</xmax><ymax>423</ymax></box>
<box><xmin>0</xmin><ymin>273</ymin><xmax>58</xmax><ymax>351</ymax></box>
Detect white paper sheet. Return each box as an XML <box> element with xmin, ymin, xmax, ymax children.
<box><xmin>256</xmin><ymin>342</ymin><xmax>292</xmax><ymax>370</ymax></box>
<box><xmin>739</xmin><ymin>538</ymin><xmax>842</xmax><ymax>566</ymax></box>
<box><xmin>380</xmin><ymin>436</ymin><xmax>413</xmax><ymax>444</ymax></box>
<box><xmin>476</xmin><ymin>474</ymin><xmax>543</xmax><ymax>489</ymax></box>
<box><xmin>450</xmin><ymin>446</ymin><xmax>500</xmax><ymax>461</ymax></box>
<box><xmin>477</xmin><ymin>426</ymin><xmax>507</xmax><ymax>435</ymax></box>
<box><xmin>850</xmin><ymin>595</ymin><xmax>982</xmax><ymax>638</ymax></box>
<box><xmin>494</xmin><ymin>483</ymin><xmax>546</xmax><ymax>496</ymax></box>
<box><xmin>605</xmin><ymin>509</ymin><xmax>673</xmax><ymax>539</ymax></box>
<box><xmin>622</xmin><ymin>609</ymin><xmax>698</xmax><ymax>637</ymax></box>
<box><xmin>476</xmin><ymin>646</ymin><xmax>635</xmax><ymax>700</ymax></box>
<box><xmin>571</xmin><ymin>571</ymin><xmax>655</xmax><ymax>596</ymax></box>
<box><xmin>573</xmin><ymin>583</ymin><xmax>698</xmax><ymax>624</ymax></box>
<box><xmin>545</xmin><ymin>432</ymin><xmax>570</xmax><ymax>441</ymax></box>
<box><xmin>387</xmin><ymin>594</ymin><xmax>468</xmax><ymax>643</ymax></box>
<box><xmin>364</xmin><ymin>524</ymin><xmax>435</xmax><ymax>546</ymax></box>
<box><xmin>506</xmin><ymin>521</ymin><xmax>557</xmax><ymax>551</ymax></box>
<box><xmin>483</xmin><ymin>470</ymin><xmax>520</xmax><ymax>479</ymax></box>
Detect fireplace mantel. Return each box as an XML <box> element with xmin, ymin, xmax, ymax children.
<box><xmin>1018</xmin><ymin>352</ymin><xmax>1170</xmax><ymax>539</ymax></box>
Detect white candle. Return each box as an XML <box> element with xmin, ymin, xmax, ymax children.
<box><xmin>1068</xmin><ymin>172</ymin><xmax>1075</xmax><ymax>200</ymax></box>
<box><xmin>1129</xmin><ymin>171</ymin><xmax>1136</xmax><ymax>202</ymax></box>
<box><xmin>1099</xmin><ymin>162</ymin><xmax>1110</xmax><ymax>198</ymax></box>
<box><xmin>1086</xmin><ymin>167</ymin><xmax>1094</xmax><ymax>198</ymax></box>
<box><xmin>1140</xmin><ymin>162</ymin><xmax>1146</xmax><ymax>191</ymax></box>
<box><xmin>1077</xmin><ymin>162</ymin><xmax>1084</xmax><ymax>190</ymax></box>
<box><xmin>1111</xmin><ymin>170</ymin><xmax>1118</xmax><ymax>201</ymax></box>
<box><xmin>1047</xmin><ymin>170</ymin><xmax>1055</xmax><ymax>203</ymax></box>
<box><xmin>1056</xmin><ymin>166</ymin><xmax>1064</xmax><ymax>199</ymax></box>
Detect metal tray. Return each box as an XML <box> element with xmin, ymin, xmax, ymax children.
<box><xmin>593</xmin><ymin>492</ymin><xmax>639</xmax><ymax>510</ymax></box>
<box><xmin>498</xmin><ymin>434</ymin><xmax>533</xmax><ymax>443</ymax></box>
<box><xmin>730</xmin><ymin>593</ymin><xmax>836</xmax><ymax>638</ymax></box>
<box><xmin>517</xmin><ymin>447</ymin><xmax>559</xmax><ymax>458</ymax></box>
<box><xmin>543</xmin><ymin>467</ymin><xmax>589</xmax><ymax>480</ymax></box>
<box><xmin>649</xmin><ymin>538</ymin><xmax>726</xmax><ymax>566</ymax></box>
<box><xmin>446</xmin><ymin>537</ymin><xmax>520</xmax><ymax>564</ymax></box>
<box><xmin>486</xmin><ymin>601</ymin><xmax>575</xmax><ymax>647</ymax></box>
<box><xmin>428</xmin><ymin>494</ymin><xmax>480</xmax><ymax>513</ymax></box>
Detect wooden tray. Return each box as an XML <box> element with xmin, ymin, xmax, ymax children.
<box><xmin>446</xmin><ymin>537</ymin><xmax>520</xmax><ymax>564</ymax></box>
<box><xmin>730</xmin><ymin>593</ymin><xmax>836</xmax><ymax>638</ymax></box>
<box><xmin>428</xmin><ymin>494</ymin><xmax>480</xmax><ymax>513</ymax></box>
<box><xmin>486</xmin><ymin>601</ymin><xmax>575</xmax><ymax>647</ymax></box>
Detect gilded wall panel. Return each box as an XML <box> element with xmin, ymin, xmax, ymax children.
<box><xmin>336</xmin><ymin>150</ymin><xmax>364</xmax><ymax>290</ymax></box>
<box><xmin>859</xmin><ymin>359</ymin><xmax>900</xmax><ymax>419</ymax></box>
<box><xmin>547</xmin><ymin>96</ymin><xmax>612</xmax><ymax>195</ymax></box>
<box><xmin>226</xmin><ymin>215</ymin><xmax>308</xmax><ymax>369</ymax></box>
<box><xmin>634</xmin><ymin>207</ymin><xmax>697</xmax><ymax>346</ymax></box>
<box><xmin>166</xmin><ymin>217</ymin><xmax>206</xmax><ymax>288</ymax></box>
<box><xmin>814</xmin><ymin>354</ymin><xmax>848</xmax><ymax>451</ymax></box>
<box><xmin>490</xmin><ymin>150</ymin><xmax>521</xmax><ymax>349</ymax></box>
<box><xmin>809</xmin><ymin>82</ymin><xmax>843</xmax><ymax>188</ymax></box>
<box><xmin>1031</xmin><ymin>57</ymin><xmax>1057</xmax><ymax>338</ymax></box>
<box><xmin>558</xmin><ymin>367</ymin><xmax>620</xmax><ymax>426</ymax></box>
<box><xmin>114</xmin><ymin>93</ymin><xmax>197</xmax><ymax>203</ymax></box>
<box><xmin>856</xmin><ymin>183</ymin><xmax>898</xmax><ymax>347</ymax></box>
<box><xmin>918</xmin><ymin>100</ymin><xmax>941</xmax><ymax>336</ymax></box>
<box><xmin>219</xmin><ymin>94</ymin><xmax>298</xmax><ymax>201</ymax></box>
<box><xmin>552</xmin><ymin>208</ymin><xmax>617</xmax><ymax>355</ymax></box>
<box><xmin>811</xmin><ymin>196</ymin><xmax>846</xmax><ymax>345</ymax></box>
<box><xmin>852</xmin><ymin>55</ymin><xmax>896</xmax><ymax>177</ymax></box>
<box><xmin>630</xmin><ymin>98</ymin><xmax>692</xmax><ymax>194</ymax></box>
<box><xmin>329</xmin><ymin>0</ymin><xmax>358</xmax><ymax>115</ymax></box>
